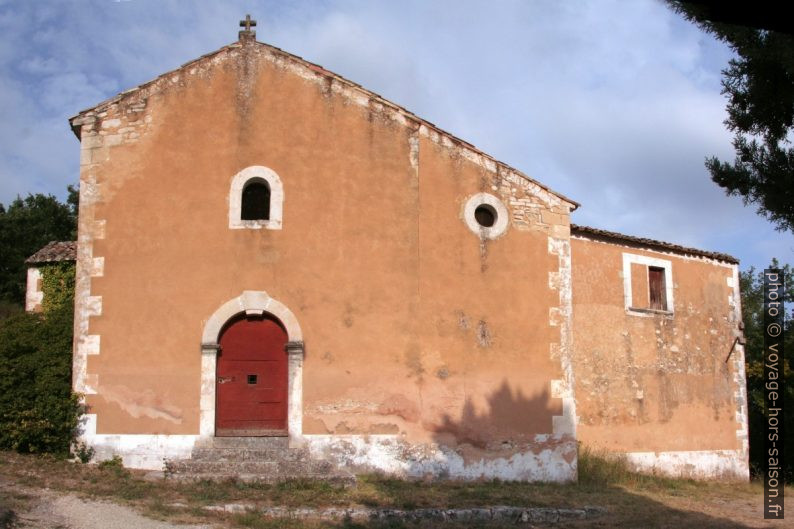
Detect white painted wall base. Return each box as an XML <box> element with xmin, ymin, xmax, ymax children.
<box><xmin>625</xmin><ymin>449</ymin><xmax>749</xmax><ymax>480</ymax></box>
<box><xmin>78</xmin><ymin>413</ymin><xmax>577</xmax><ymax>481</ymax></box>
<box><xmin>79</xmin><ymin>415</ymin><xmax>198</xmax><ymax>471</ymax></box>
<box><xmin>305</xmin><ymin>434</ymin><xmax>578</xmax><ymax>482</ymax></box>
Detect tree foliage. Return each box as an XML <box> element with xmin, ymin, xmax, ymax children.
<box><xmin>668</xmin><ymin>2</ymin><xmax>794</xmax><ymax>232</ymax></box>
<box><xmin>0</xmin><ymin>189</ymin><xmax>77</xmax><ymax>306</ymax></box>
<box><xmin>740</xmin><ymin>261</ymin><xmax>793</xmax><ymax>481</ymax></box>
<box><xmin>0</xmin><ymin>262</ymin><xmax>81</xmax><ymax>455</ymax></box>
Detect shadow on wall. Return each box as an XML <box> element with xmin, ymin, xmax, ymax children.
<box><xmin>431</xmin><ymin>380</ymin><xmax>557</xmax><ymax>450</ymax></box>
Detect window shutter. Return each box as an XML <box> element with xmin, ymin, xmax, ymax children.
<box><xmin>648</xmin><ymin>267</ymin><xmax>666</xmax><ymax>310</ymax></box>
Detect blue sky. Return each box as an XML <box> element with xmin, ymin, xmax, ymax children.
<box><xmin>0</xmin><ymin>0</ymin><xmax>790</xmax><ymax>270</ymax></box>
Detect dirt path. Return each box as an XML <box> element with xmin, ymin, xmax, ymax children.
<box><xmin>3</xmin><ymin>488</ymin><xmax>214</xmax><ymax>529</ymax></box>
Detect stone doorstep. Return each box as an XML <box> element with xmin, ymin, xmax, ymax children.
<box><xmin>169</xmin><ymin>461</ymin><xmax>279</xmax><ymax>474</ymax></box>
<box><xmin>190</xmin><ymin>447</ymin><xmax>302</xmax><ymax>461</ymax></box>
<box><xmin>200</xmin><ymin>504</ymin><xmax>608</xmax><ymax>524</ymax></box>
<box><xmin>165</xmin><ymin>437</ymin><xmax>354</xmax><ymax>484</ymax></box>
<box><xmin>194</xmin><ymin>436</ymin><xmax>290</xmax><ymax>449</ymax></box>
<box><xmin>169</xmin><ymin>460</ymin><xmax>336</xmax><ymax>475</ymax></box>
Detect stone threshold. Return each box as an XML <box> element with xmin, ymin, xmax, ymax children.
<box><xmin>200</xmin><ymin>503</ymin><xmax>607</xmax><ymax>524</ymax></box>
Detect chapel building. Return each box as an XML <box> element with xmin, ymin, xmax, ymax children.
<box><xmin>61</xmin><ymin>22</ymin><xmax>748</xmax><ymax>481</ymax></box>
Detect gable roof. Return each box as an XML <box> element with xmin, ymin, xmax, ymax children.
<box><xmin>68</xmin><ymin>37</ymin><xmax>579</xmax><ymax>211</ymax></box>
<box><xmin>571</xmin><ymin>224</ymin><xmax>739</xmax><ymax>264</ymax></box>
<box><xmin>26</xmin><ymin>241</ymin><xmax>77</xmax><ymax>264</ymax></box>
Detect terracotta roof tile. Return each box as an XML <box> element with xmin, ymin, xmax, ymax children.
<box><xmin>571</xmin><ymin>224</ymin><xmax>738</xmax><ymax>264</ymax></box>
<box><xmin>25</xmin><ymin>241</ymin><xmax>77</xmax><ymax>264</ymax></box>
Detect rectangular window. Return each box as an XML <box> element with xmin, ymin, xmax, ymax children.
<box><xmin>648</xmin><ymin>266</ymin><xmax>667</xmax><ymax>310</ymax></box>
<box><xmin>622</xmin><ymin>253</ymin><xmax>673</xmax><ymax>315</ymax></box>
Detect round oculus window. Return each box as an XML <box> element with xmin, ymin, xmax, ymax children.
<box><xmin>463</xmin><ymin>193</ymin><xmax>509</xmax><ymax>239</ymax></box>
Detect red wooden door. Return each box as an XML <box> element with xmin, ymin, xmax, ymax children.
<box><xmin>216</xmin><ymin>315</ymin><xmax>288</xmax><ymax>436</ymax></box>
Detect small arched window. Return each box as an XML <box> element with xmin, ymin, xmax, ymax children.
<box><xmin>241</xmin><ymin>179</ymin><xmax>271</xmax><ymax>220</ymax></box>
<box><xmin>229</xmin><ymin>166</ymin><xmax>284</xmax><ymax>230</ymax></box>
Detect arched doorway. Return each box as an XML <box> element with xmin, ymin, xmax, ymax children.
<box><xmin>216</xmin><ymin>314</ymin><xmax>288</xmax><ymax>436</ymax></box>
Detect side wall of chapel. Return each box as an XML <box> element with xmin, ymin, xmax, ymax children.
<box><xmin>570</xmin><ymin>234</ymin><xmax>749</xmax><ymax>479</ymax></box>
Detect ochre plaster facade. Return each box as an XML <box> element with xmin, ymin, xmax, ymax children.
<box><xmin>67</xmin><ymin>33</ymin><xmax>747</xmax><ymax>481</ymax></box>
<box><xmin>570</xmin><ymin>232</ymin><xmax>748</xmax><ymax>478</ymax></box>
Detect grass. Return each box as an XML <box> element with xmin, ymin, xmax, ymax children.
<box><xmin>577</xmin><ymin>445</ymin><xmax>690</xmax><ymax>489</ymax></box>
<box><xmin>0</xmin><ymin>449</ymin><xmax>787</xmax><ymax>528</ymax></box>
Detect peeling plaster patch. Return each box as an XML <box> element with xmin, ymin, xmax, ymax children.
<box><xmin>456</xmin><ymin>310</ymin><xmax>470</xmax><ymax>331</ymax></box>
<box><xmin>377</xmin><ymin>394</ymin><xmax>420</xmax><ymax>423</ymax></box>
<box><xmin>304</xmin><ymin>434</ymin><xmax>577</xmax><ymax>482</ymax></box>
<box><xmin>370</xmin><ymin>423</ymin><xmax>400</xmax><ymax>434</ymax></box>
<box><xmin>303</xmin><ymin>416</ymin><xmax>331</xmax><ymax>434</ymax></box>
<box><xmin>101</xmin><ymin>384</ymin><xmax>184</xmax><ymax>423</ymax></box>
<box><xmin>625</xmin><ymin>449</ymin><xmax>748</xmax><ymax>480</ymax></box>
<box><xmin>476</xmin><ymin>320</ymin><xmax>492</xmax><ymax>347</ymax></box>
<box><xmin>314</xmin><ymin>400</ymin><xmax>379</xmax><ymax>414</ymax></box>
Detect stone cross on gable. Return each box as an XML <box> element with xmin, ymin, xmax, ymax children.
<box><xmin>239</xmin><ymin>14</ymin><xmax>257</xmax><ymax>40</ymax></box>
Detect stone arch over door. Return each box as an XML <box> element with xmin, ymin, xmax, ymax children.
<box><xmin>200</xmin><ymin>291</ymin><xmax>304</xmax><ymax>442</ymax></box>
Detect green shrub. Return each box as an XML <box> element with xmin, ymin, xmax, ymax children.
<box><xmin>74</xmin><ymin>441</ymin><xmax>95</xmax><ymax>463</ymax></box>
<box><xmin>98</xmin><ymin>455</ymin><xmax>130</xmax><ymax>478</ymax></box>
<box><xmin>0</xmin><ymin>263</ymin><xmax>81</xmax><ymax>456</ymax></box>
